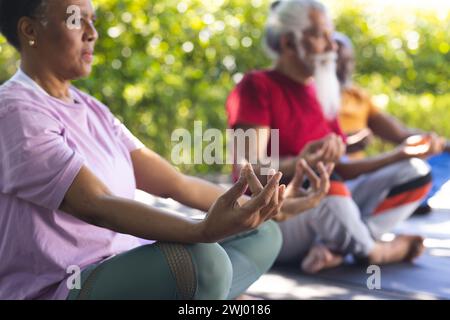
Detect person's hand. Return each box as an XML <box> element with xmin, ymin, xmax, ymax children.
<box><xmin>445</xmin><ymin>141</ymin><xmax>450</xmax><ymax>154</ymax></box>
<box><xmin>346</xmin><ymin>128</ymin><xmax>373</xmax><ymax>154</ymax></box>
<box><xmin>299</xmin><ymin>134</ymin><xmax>345</xmax><ymax>166</ymax></box>
<box><xmin>426</xmin><ymin>133</ymin><xmax>446</xmax><ymax>155</ymax></box>
<box><xmin>274</xmin><ymin>159</ymin><xmax>334</xmax><ymax>222</ymax></box>
<box><xmin>201</xmin><ymin>164</ymin><xmax>284</xmax><ymax>243</ymax></box>
<box><xmin>397</xmin><ymin>133</ymin><xmax>446</xmax><ymax>159</ymax></box>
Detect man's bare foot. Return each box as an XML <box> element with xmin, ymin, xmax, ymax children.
<box><xmin>301</xmin><ymin>245</ymin><xmax>344</xmax><ymax>274</ymax></box>
<box><xmin>369</xmin><ymin>235</ymin><xmax>425</xmax><ymax>265</ymax></box>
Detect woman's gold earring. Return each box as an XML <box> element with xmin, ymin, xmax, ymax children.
<box><xmin>29</xmin><ymin>40</ymin><xmax>36</xmax><ymax>47</ymax></box>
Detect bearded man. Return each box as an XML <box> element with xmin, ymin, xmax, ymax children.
<box><xmin>226</xmin><ymin>0</ymin><xmax>445</xmax><ymax>273</ymax></box>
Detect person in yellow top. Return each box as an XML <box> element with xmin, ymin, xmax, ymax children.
<box><xmin>335</xmin><ymin>32</ymin><xmax>450</xmax><ymax>213</ymax></box>
<box><xmin>339</xmin><ymin>85</ymin><xmax>381</xmax><ymax>158</ymax></box>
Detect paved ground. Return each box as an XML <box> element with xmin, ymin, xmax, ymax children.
<box><xmin>247</xmin><ymin>210</ymin><xmax>450</xmax><ymax>300</ymax></box>
<box><xmin>135</xmin><ymin>190</ymin><xmax>450</xmax><ymax>300</ymax></box>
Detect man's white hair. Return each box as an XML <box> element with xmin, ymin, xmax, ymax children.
<box><xmin>264</xmin><ymin>0</ymin><xmax>327</xmax><ymax>59</ymax></box>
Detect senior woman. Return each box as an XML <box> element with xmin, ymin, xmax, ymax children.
<box><xmin>0</xmin><ymin>0</ymin><xmax>332</xmax><ymax>300</ymax></box>
<box><xmin>0</xmin><ymin>0</ymin><xmax>295</xmax><ymax>300</ymax></box>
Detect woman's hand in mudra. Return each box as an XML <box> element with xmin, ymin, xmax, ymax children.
<box><xmin>201</xmin><ymin>164</ymin><xmax>284</xmax><ymax>243</ymax></box>
<box><xmin>274</xmin><ymin>159</ymin><xmax>334</xmax><ymax>222</ymax></box>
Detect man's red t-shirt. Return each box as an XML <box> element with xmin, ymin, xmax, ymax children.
<box><xmin>226</xmin><ymin>69</ymin><xmax>346</xmax><ymax>158</ymax></box>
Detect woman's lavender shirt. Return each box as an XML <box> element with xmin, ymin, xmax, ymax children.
<box><xmin>0</xmin><ymin>74</ymin><xmax>144</xmax><ymax>299</ymax></box>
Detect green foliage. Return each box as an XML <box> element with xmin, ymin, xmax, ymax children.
<box><xmin>332</xmin><ymin>1</ymin><xmax>449</xmax><ymax>95</ymax></box>
<box><xmin>0</xmin><ymin>0</ymin><xmax>449</xmax><ymax>174</ymax></box>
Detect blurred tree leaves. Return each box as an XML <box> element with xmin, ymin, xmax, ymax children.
<box><xmin>0</xmin><ymin>0</ymin><xmax>448</xmax><ymax>174</ymax></box>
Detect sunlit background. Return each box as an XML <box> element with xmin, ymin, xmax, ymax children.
<box><xmin>1</xmin><ymin>1</ymin><xmax>449</xmax><ymax>300</ymax></box>
<box><xmin>0</xmin><ymin>0</ymin><xmax>449</xmax><ymax>175</ymax></box>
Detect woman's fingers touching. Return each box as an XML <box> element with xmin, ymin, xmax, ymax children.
<box><xmin>259</xmin><ymin>169</ymin><xmax>281</xmax><ymax>220</ymax></box>
<box><xmin>222</xmin><ymin>174</ymin><xmax>248</xmax><ymax>204</ymax></box>
<box><xmin>243</xmin><ymin>171</ymin><xmax>282</xmax><ymax>214</ymax></box>
<box><xmin>263</xmin><ymin>184</ymin><xmax>285</xmax><ymax>221</ymax></box>
<box><xmin>243</xmin><ymin>163</ymin><xmax>264</xmax><ymax>194</ymax></box>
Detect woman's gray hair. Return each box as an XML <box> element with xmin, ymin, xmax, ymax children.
<box><xmin>263</xmin><ymin>0</ymin><xmax>327</xmax><ymax>59</ymax></box>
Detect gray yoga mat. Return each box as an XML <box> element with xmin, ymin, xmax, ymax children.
<box><xmin>309</xmin><ymin>252</ymin><xmax>450</xmax><ymax>299</ymax></box>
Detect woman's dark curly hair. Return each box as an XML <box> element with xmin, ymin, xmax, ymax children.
<box><xmin>0</xmin><ymin>0</ymin><xmax>47</xmax><ymax>50</ymax></box>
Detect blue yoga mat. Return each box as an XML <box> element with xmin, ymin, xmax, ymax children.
<box><xmin>425</xmin><ymin>153</ymin><xmax>450</xmax><ymax>204</ymax></box>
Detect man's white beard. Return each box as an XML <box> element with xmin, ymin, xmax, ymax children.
<box><xmin>312</xmin><ymin>52</ymin><xmax>341</xmax><ymax>121</ymax></box>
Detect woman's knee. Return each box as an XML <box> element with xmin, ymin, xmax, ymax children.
<box><xmin>187</xmin><ymin>243</ymin><xmax>233</xmax><ymax>300</ymax></box>
<box><xmin>186</xmin><ymin>222</ymin><xmax>281</xmax><ymax>300</ymax></box>
<box><xmin>254</xmin><ymin>220</ymin><xmax>283</xmax><ymax>271</ymax></box>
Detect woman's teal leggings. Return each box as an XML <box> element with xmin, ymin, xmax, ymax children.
<box><xmin>67</xmin><ymin>221</ymin><xmax>282</xmax><ymax>300</ymax></box>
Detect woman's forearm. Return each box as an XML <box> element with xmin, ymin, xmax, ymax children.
<box><xmin>172</xmin><ymin>175</ymin><xmax>226</xmax><ymax>212</ymax></box>
<box><xmin>173</xmin><ymin>175</ymin><xmax>253</xmax><ymax>211</ymax></box>
<box><xmin>65</xmin><ymin>194</ymin><xmax>207</xmax><ymax>244</ymax></box>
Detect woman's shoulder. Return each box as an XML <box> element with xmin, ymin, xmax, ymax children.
<box><xmin>0</xmin><ymin>81</ymin><xmax>53</xmax><ymax>120</ymax></box>
<box><xmin>0</xmin><ymin>80</ymin><xmax>35</xmax><ymax>102</ymax></box>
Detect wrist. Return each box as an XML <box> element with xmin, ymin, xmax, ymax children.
<box><xmin>191</xmin><ymin>219</ymin><xmax>214</xmax><ymax>243</ymax></box>
<box><xmin>392</xmin><ymin>147</ymin><xmax>409</xmax><ymax>162</ymax></box>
